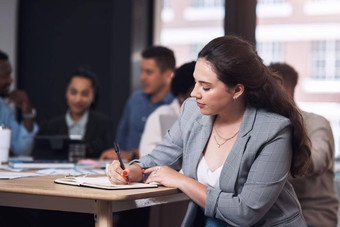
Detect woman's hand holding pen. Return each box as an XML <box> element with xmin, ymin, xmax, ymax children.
<box><xmin>107</xmin><ymin>161</ymin><xmax>186</xmax><ymax>188</ymax></box>
<box><xmin>107</xmin><ymin>160</ymin><xmax>126</xmax><ymax>184</ymax></box>
<box><xmin>107</xmin><ymin>161</ymin><xmax>143</xmax><ymax>185</ymax></box>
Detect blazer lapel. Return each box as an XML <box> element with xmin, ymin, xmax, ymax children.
<box><xmin>84</xmin><ymin>112</ymin><xmax>93</xmax><ymax>142</ymax></box>
<box><xmin>190</xmin><ymin>115</ymin><xmax>215</xmax><ymax>180</ymax></box>
<box><xmin>220</xmin><ymin>107</ymin><xmax>256</xmax><ymax>192</ymax></box>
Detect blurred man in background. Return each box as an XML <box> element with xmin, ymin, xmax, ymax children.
<box><xmin>100</xmin><ymin>46</ymin><xmax>175</xmax><ymax>227</ymax></box>
<box><xmin>0</xmin><ymin>49</ymin><xmax>38</xmax><ymax>156</ymax></box>
<box><xmin>100</xmin><ymin>46</ymin><xmax>175</xmax><ymax>161</ymax></box>
<box><xmin>269</xmin><ymin>62</ymin><xmax>338</xmax><ymax>227</ymax></box>
<box><xmin>139</xmin><ymin>61</ymin><xmax>195</xmax><ymax>157</ymax></box>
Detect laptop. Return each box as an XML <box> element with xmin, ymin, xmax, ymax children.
<box><xmin>159</xmin><ymin>114</ymin><xmax>178</xmax><ymax>136</ymax></box>
<box><xmin>32</xmin><ymin>135</ymin><xmax>72</xmax><ymax>160</ymax></box>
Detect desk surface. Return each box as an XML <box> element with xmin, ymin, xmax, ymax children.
<box><xmin>0</xmin><ymin>174</ymin><xmax>181</xmax><ymax>201</ymax></box>
<box><xmin>0</xmin><ymin>174</ymin><xmax>188</xmax><ymax>226</ymax></box>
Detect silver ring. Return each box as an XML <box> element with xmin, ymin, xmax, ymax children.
<box><xmin>152</xmin><ymin>171</ymin><xmax>158</xmax><ymax>177</ymax></box>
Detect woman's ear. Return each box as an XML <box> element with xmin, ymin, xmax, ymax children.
<box><xmin>233</xmin><ymin>84</ymin><xmax>244</xmax><ymax>100</ymax></box>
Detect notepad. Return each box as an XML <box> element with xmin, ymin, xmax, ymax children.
<box><xmin>54</xmin><ymin>176</ymin><xmax>158</xmax><ymax>190</ymax></box>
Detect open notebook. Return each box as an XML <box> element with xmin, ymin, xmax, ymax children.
<box><xmin>54</xmin><ymin>176</ymin><xmax>158</xmax><ymax>190</ymax></box>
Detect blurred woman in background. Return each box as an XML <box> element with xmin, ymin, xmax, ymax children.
<box><xmin>38</xmin><ymin>67</ymin><xmax>112</xmax><ymax>158</ymax></box>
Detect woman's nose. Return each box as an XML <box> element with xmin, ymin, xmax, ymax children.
<box><xmin>74</xmin><ymin>94</ymin><xmax>82</xmax><ymax>101</ymax></box>
<box><xmin>140</xmin><ymin>72</ymin><xmax>146</xmax><ymax>82</ymax></box>
<box><xmin>190</xmin><ymin>84</ymin><xmax>199</xmax><ymax>98</ymax></box>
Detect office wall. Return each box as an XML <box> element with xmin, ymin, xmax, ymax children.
<box><xmin>16</xmin><ymin>0</ymin><xmax>152</xmax><ymax>139</ymax></box>
<box><xmin>0</xmin><ymin>0</ymin><xmax>18</xmax><ymax>89</ymax></box>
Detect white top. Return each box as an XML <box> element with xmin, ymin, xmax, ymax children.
<box><xmin>197</xmin><ymin>156</ymin><xmax>223</xmax><ymax>188</ymax></box>
<box><xmin>65</xmin><ymin>110</ymin><xmax>89</xmax><ymax>139</ymax></box>
<box><xmin>139</xmin><ymin>99</ymin><xmax>180</xmax><ymax>157</ymax></box>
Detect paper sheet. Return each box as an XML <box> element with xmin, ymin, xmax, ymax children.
<box><xmin>0</xmin><ymin>172</ymin><xmax>40</xmax><ymax>179</ymax></box>
<box><xmin>36</xmin><ymin>168</ymin><xmax>105</xmax><ymax>176</ymax></box>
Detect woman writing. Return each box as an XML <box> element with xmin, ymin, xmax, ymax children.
<box><xmin>39</xmin><ymin>67</ymin><xmax>112</xmax><ymax>158</ymax></box>
<box><xmin>107</xmin><ymin>36</ymin><xmax>311</xmax><ymax>226</ymax></box>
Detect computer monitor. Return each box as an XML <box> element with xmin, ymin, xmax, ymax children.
<box><xmin>32</xmin><ymin>135</ymin><xmax>74</xmax><ymax>160</ymax></box>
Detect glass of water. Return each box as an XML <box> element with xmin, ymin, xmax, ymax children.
<box><xmin>68</xmin><ymin>142</ymin><xmax>86</xmax><ymax>162</ymax></box>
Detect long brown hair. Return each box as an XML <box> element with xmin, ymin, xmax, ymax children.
<box><xmin>198</xmin><ymin>35</ymin><xmax>311</xmax><ymax>177</ymax></box>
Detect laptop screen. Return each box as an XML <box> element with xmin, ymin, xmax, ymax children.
<box><xmin>32</xmin><ymin>135</ymin><xmax>72</xmax><ymax>160</ymax></box>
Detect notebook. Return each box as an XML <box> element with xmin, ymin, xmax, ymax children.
<box><xmin>54</xmin><ymin>176</ymin><xmax>158</xmax><ymax>190</ymax></box>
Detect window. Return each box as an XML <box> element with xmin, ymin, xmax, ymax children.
<box><xmin>191</xmin><ymin>43</ymin><xmax>205</xmax><ymax>60</ymax></box>
<box><xmin>257</xmin><ymin>0</ymin><xmax>285</xmax><ymax>4</ymax></box>
<box><xmin>155</xmin><ymin>0</ymin><xmax>224</xmax><ymax>66</ymax></box>
<box><xmin>311</xmin><ymin>0</ymin><xmax>340</xmax><ymax>2</ymax></box>
<box><xmin>256</xmin><ymin>42</ymin><xmax>284</xmax><ymax>65</ymax></box>
<box><xmin>312</xmin><ymin>40</ymin><xmax>340</xmax><ymax>80</ymax></box>
<box><xmin>163</xmin><ymin>0</ymin><xmax>170</xmax><ymax>8</ymax></box>
<box><xmin>256</xmin><ymin>0</ymin><xmax>340</xmax><ymax>157</ymax></box>
<box><xmin>191</xmin><ymin>0</ymin><xmax>224</xmax><ymax>8</ymax></box>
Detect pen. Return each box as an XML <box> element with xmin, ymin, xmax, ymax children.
<box><xmin>114</xmin><ymin>142</ymin><xmax>129</xmax><ymax>183</ymax></box>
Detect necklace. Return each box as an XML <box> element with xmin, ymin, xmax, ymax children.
<box><xmin>213</xmin><ymin>127</ymin><xmax>239</xmax><ymax>148</ymax></box>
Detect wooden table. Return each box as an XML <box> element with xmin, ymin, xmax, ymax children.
<box><xmin>0</xmin><ymin>174</ymin><xmax>188</xmax><ymax>227</ymax></box>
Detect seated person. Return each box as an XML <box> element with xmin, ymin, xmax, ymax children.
<box><xmin>139</xmin><ymin>61</ymin><xmax>195</xmax><ymax>157</ymax></box>
<box><xmin>107</xmin><ymin>35</ymin><xmax>312</xmax><ymax>226</ymax></box>
<box><xmin>139</xmin><ymin>61</ymin><xmax>196</xmax><ymax>227</ymax></box>
<box><xmin>269</xmin><ymin>62</ymin><xmax>339</xmax><ymax>227</ymax></box>
<box><xmin>0</xmin><ymin>49</ymin><xmax>38</xmax><ymax>156</ymax></box>
<box><xmin>100</xmin><ymin>46</ymin><xmax>176</xmax><ymax>162</ymax></box>
<box><xmin>38</xmin><ymin>67</ymin><xmax>113</xmax><ymax>158</ymax></box>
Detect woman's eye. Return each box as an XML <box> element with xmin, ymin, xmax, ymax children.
<box><xmin>202</xmin><ymin>87</ymin><xmax>210</xmax><ymax>91</ymax></box>
<box><xmin>69</xmin><ymin>89</ymin><xmax>77</xmax><ymax>95</ymax></box>
<box><xmin>81</xmin><ymin>91</ymin><xmax>90</xmax><ymax>97</ymax></box>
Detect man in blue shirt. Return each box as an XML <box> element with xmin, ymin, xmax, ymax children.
<box><xmin>100</xmin><ymin>46</ymin><xmax>175</xmax><ymax>160</ymax></box>
<box><xmin>0</xmin><ymin>50</ymin><xmax>38</xmax><ymax>156</ymax></box>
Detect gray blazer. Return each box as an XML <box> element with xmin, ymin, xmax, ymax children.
<box><xmin>135</xmin><ymin>98</ymin><xmax>306</xmax><ymax>227</ymax></box>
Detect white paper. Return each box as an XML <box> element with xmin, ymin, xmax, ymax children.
<box><xmin>36</xmin><ymin>168</ymin><xmax>105</xmax><ymax>176</ymax></box>
<box><xmin>75</xmin><ymin>176</ymin><xmax>113</xmax><ymax>186</ymax></box>
<box><xmin>0</xmin><ymin>172</ymin><xmax>40</xmax><ymax>179</ymax></box>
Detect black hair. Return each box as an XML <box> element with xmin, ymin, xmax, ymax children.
<box><xmin>171</xmin><ymin>61</ymin><xmax>196</xmax><ymax>97</ymax></box>
<box><xmin>67</xmin><ymin>67</ymin><xmax>99</xmax><ymax>110</ymax></box>
<box><xmin>198</xmin><ymin>35</ymin><xmax>311</xmax><ymax>177</ymax></box>
<box><xmin>268</xmin><ymin>62</ymin><xmax>298</xmax><ymax>91</ymax></box>
<box><xmin>0</xmin><ymin>50</ymin><xmax>9</xmax><ymax>60</ymax></box>
<box><xmin>142</xmin><ymin>46</ymin><xmax>176</xmax><ymax>72</ymax></box>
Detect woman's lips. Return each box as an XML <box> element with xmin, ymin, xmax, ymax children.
<box><xmin>196</xmin><ymin>101</ymin><xmax>205</xmax><ymax>108</ymax></box>
<box><xmin>72</xmin><ymin>104</ymin><xmax>85</xmax><ymax>109</ymax></box>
